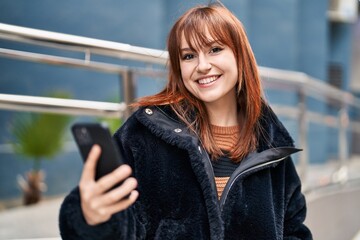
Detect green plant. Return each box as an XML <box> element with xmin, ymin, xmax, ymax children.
<box><xmin>10</xmin><ymin>91</ymin><xmax>72</xmax><ymax>205</ymax></box>
<box><xmin>12</xmin><ymin>112</ymin><xmax>71</xmax><ymax>171</ymax></box>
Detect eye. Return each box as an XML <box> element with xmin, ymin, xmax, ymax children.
<box><xmin>210</xmin><ymin>47</ymin><xmax>223</xmax><ymax>54</ymax></box>
<box><xmin>182</xmin><ymin>53</ymin><xmax>195</xmax><ymax>60</ymax></box>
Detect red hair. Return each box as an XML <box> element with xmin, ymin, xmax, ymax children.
<box><xmin>134</xmin><ymin>4</ymin><xmax>264</xmax><ymax>162</ymax></box>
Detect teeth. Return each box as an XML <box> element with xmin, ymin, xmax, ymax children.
<box><xmin>198</xmin><ymin>76</ymin><xmax>218</xmax><ymax>85</ymax></box>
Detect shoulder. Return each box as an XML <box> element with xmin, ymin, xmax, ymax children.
<box><xmin>114</xmin><ymin>108</ymin><xmax>144</xmax><ymax>135</ymax></box>
<box><xmin>113</xmin><ymin>104</ymin><xmax>184</xmax><ymax>141</ymax></box>
<box><xmin>257</xmin><ymin>103</ymin><xmax>295</xmax><ymax>151</ymax></box>
<box><xmin>114</xmin><ymin>105</ymin><xmax>199</xmax><ymax>151</ymax></box>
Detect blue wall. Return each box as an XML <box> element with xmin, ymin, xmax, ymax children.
<box><xmin>0</xmin><ymin>0</ymin><xmax>355</xmax><ymax>200</ymax></box>
<box><xmin>297</xmin><ymin>0</ymin><xmax>330</xmax><ymax>163</ymax></box>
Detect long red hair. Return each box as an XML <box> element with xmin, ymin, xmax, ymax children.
<box><xmin>134</xmin><ymin>4</ymin><xmax>264</xmax><ymax>162</ymax></box>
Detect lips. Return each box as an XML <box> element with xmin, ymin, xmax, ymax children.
<box><xmin>197</xmin><ymin>75</ymin><xmax>221</xmax><ymax>85</ymax></box>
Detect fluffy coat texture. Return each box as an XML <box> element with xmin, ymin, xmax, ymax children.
<box><xmin>59</xmin><ymin>104</ymin><xmax>312</xmax><ymax>239</ymax></box>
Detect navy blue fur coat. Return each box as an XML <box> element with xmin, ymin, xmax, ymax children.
<box><xmin>59</xmin><ymin>104</ymin><xmax>312</xmax><ymax>239</ymax></box>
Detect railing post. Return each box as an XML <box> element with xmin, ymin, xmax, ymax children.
<box><xmin>339</xmin><ymin>106</ymin><xmax>349</xmax><ymax>163</ymax></box>
<box><xmin>334</xmin><ymin>105</ymin><xmax>349</xmax><ymax>184</ymax></box>
<box><xmin>121</xmin><ymin>70</ymin><xmax>135</xmax><ymax>120</ymax></box>
<box><xmin>298</xmin><ymin>87</ymin><xmax>309</xmax><ymax>185</ymax></box>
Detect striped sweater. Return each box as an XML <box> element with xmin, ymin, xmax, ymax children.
<box><xmin>211</xmin><ymin>124</ymin><xmax>240</xmax><ymax>199</ymax></box>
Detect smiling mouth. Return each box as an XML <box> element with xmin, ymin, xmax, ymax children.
<box><xmin>197</xmin><ymin>75</ymin><xmax>221</xmax><ymax>85</ymax></box>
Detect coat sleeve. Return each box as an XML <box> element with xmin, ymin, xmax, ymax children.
<box><xmin>283</xmin><ymin>159</ymin><xmax>313</xmax><ymax>240</ymax></box>
<box><xmin>58</xmin><ymin>120</ymin><xmax>147</xmax><ymax>240</ymax></box>
<box><xmin>59</xmin><ymin>187</ymin><xmax>145</xmax><ymax>240</ymax></box>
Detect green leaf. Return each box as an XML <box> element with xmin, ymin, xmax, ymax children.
<box><xmin>10</xmin><ymin>91</ymin><xmax>73</xmax><ymax>170</ymax></box>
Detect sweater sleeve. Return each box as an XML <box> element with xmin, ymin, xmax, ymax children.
<box><xmin>59</xmin><ymin>187</ymin><xmax>145</xmax><ymax>240</ymax></box>
<box><xmin>283</xmin><ymin>159</ymin><xmax>313</xmax><ymax>240</ymax></box>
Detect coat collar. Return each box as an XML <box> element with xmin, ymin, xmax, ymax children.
<box><xmin>135</xmin><ymin>105</ymin><xmax>199</xmax><ymax>151</ymax></box>
<box><xmin>257</xmin><ymin>104</ymin><xmax>295</xmax><ymax>151</ymax></box>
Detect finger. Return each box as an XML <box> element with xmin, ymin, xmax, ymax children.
<box><xmin>94</xmin><ymin>164</ymin><xmax>132</xmax><ymax>194</ymax></box>
<box><xmin>100</xmin><ymin>190</ymin><xmax>139</xmax><ymax>216</ymax></box>
<box><xmin>80</xmin><ymin>144</ymin><xmax>101</xmax><ymax>183</ymax></box>
<box><xmin>93</xmin><ymin>177</ymin><xmax>138</xmax><ymax>207</ymax></box>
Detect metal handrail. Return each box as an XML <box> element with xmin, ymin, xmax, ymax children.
<box><xmin>260</xmin><ymin>66</ymin><xmax>360</xmax><ymax>108</ymax></box>
<box><xmin>0</xmin><ymin>23</ymin><xmax>168</xmax><ymax>65</ymax></box>
<box><xmin>0</xmin><ymin>93</ymin><xmax>126</xmax><ymax>118</ymax></box>
<box><xmin>1</xmin><ymin>22</ymin><xmax>360</xmax><ymax>192</ymax></box>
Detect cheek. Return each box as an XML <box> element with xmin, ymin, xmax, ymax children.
<box><xmin>182</xmin><ymin>79</ymin><xmax>192</xmax><ymax>94</ymax></box>
<box><xmin>179</xmin><ymin>62</ymin><xmax>194</xmax><ymax>82</ymax></box>
<box><xmin>181</xmin><ymin>76</ymin><xmax>196</xmax><ymax>97</ymax></box>
<box><xmin>179</xmin><ymin>64</ymin><xmax>187</xmax><ymax>81</ymax></box>
<box><xmin>179</xmin><ymin>65</ymin><xmax>192</xmax><ymax>92</ymax></box>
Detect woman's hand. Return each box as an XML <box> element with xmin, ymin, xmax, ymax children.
<box><xmin>79</xmin><ymin>144</ymin><xmax>139</xmax><ymax>226</ymax></box>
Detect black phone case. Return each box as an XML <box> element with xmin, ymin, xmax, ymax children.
<box><xmin>71</xmin><ymin>123</ymin><xmax>124</xmax><ymax>180</ymax></box>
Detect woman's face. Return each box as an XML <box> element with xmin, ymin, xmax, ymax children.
<box><xmin>179</xmin><ymin>31</ymin><xmax>239</xmax><ymax>108</ymax></box>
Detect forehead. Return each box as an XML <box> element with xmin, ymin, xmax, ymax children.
<box><xmin>180</xmin><ymin>28</ymin><xmax>218</xmax><ymax>50</ymax></box>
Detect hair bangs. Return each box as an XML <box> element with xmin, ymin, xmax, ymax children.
<box><xmin>179</xmin><ymin>7</ymin><xmax>234</xmax><ymax>52</ymax></box>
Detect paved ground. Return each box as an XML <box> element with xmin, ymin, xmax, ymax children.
<box><xmin>0</xmin><ymin>197</ymin><xmax>63</xmax><ymax>240</ymax></box>
<box><xmin>305</xmin><ymin>182</ymin><xmax>360</xmax><ymax>240</ymax></box>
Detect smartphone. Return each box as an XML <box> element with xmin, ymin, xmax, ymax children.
<box><xmin>71</xmin><ymin>122</ymin><xmax>125</xmax><ymax>181</ymax></box>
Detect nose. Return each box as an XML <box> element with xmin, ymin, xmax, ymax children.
<box><xmin>196</xmin><ymin>53</ymin><xmax>211</xmax><ymax>73</ymax></box>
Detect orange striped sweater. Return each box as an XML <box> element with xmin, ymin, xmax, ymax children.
<box><xmin>211</xmin><ymin>124</ymin><xmax>240</xmax><ymax>199</ymax></box>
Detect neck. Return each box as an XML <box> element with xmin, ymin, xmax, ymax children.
<box><xmin>204</xmin><ymin>93</ymin><xmax>238</xmax><ymax>126</ymax></box>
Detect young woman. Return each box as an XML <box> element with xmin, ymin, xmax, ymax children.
<box><xmin>60</xmin><ymin>3</ymin><xmax>312</xmax><ymax>239</ymax></box>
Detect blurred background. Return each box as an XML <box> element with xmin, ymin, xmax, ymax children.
<box><xmin>0</xmin><ymin>0</ymin><xmax>360</xmax><ymax>239</ymax></box>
